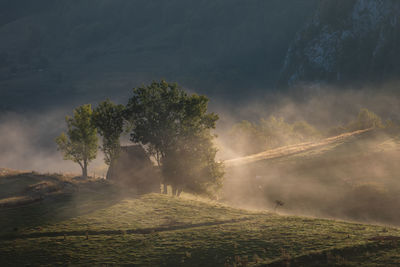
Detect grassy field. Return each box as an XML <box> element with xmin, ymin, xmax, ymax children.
<box><xmin>223</xmin><ymin>129</ymin><xmax>400</xmax><ymax>227</ymax></box>
<box><xmin>2</xmin><ymin>171</ymin><xmax>400</xmax><ymax>266</ymax></box>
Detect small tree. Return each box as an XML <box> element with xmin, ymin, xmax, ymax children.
<box><xmin>346</xmin><ymin>108</ymin><xmax>384</xmax><ymax>132</ymax></box>
<box><xmin>56</xmin><ymin>104</ymin><xmax>98</xmax><ymax>178</ymax></box>
<box><xmin>292</xmin><ymin>120</ymin><xmax>320</xmax><ymax>141</ymax></box>
<box><xmin>125</xmin><ymin>80</ymin><xmax>224</xmax><ymax>196</ymax></box>
<box><xmin>355</xmin><ymin>108</ymin><xmax>384</xmax><ymax>130</ymax></box>
<box><xmin>93</xmin><ymin>99</ymin><xmax>125</xmax><ymax>165</ymax></box>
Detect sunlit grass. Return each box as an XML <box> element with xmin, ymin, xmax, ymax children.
<box><xmin>2</xmin><ymin>191</ymin><xmax>400</xmax><ymax>266</ymax></box>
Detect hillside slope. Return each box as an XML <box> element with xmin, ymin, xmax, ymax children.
<box><xmin>279</xmin><ymin>0</ymin><xmax>400</xmax><ymax>87</ymax></box>
<box><xmin>224</xmin><ymin>128</ymin><xmax>400</xmax><ymax>226</ymax></box>
<box><xmin>1</xmin><ymin>175</ymin><xmax>400</xmax><ymax>266</ymax></box>
<box><xmin>225</xmin><ymin>128</ymin><xmax>372</xmax><ymax>167</ymax></box>
<box><xmin>0</xmin><ymin>1</ymin><xmax>318</xmax><ymax>112</ymax></box>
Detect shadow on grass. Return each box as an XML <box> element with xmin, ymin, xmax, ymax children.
<box><xmin>0</xmin><ymin>174</ymin><xmax>134</xmax><ymax>236</ymax></box>
<box><xmin>265</xmin><ymin>239</ymin><xmax>400</xmax><ymax>267</ymax></box>
<box><xmin>0</xmin><ymin>217</ymin><xmax>253</xmax><ymax>240</ymax></box>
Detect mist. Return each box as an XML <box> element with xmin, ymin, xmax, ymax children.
<box><xmin>214</xmin><ymin>83</ymin><xmax>400</xmax><ymax>226</ymax></box>
<box><xmin>0</xmin><ymin>110</ymin><xmax>108</xmax><ymax>176</ymax></box>
<box><xmin>2</xmin><ymin>82</ymin><xmax>400</xmax><ymax>226</ymax></box>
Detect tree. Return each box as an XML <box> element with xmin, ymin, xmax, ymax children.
<box><xmin>292</xmin><ymin>120</ymin><xmax>320</xmax><ymax>141</ymax></box>
<box><xmin>93</xmin><ymin>99</ymin><xmax>125</xmax><ymax>166</ymax></box>
<box><xmin>125</xmin><ymin>80</ymin><xmax>224</xmax><ymax>196</ymax></box>
<box><xmin>328</xmin><ymin>108</ymin><xmax>385</xmax><ymax>136</ymax></box>
<box><xmin>352</xmin><ymin>108</ymin><xmax>384</xmax><ymax>130</ymax></box>
<box><xmin>55</xmin><ymin>104</ymin><xmax>98</xmax><ymax>178</ymax></box>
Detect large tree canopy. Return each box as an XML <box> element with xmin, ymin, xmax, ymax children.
<box><xmin>125</xmin><ymin>80</ymin><xmax>223</xmax><ymax>196</ymax></box>
<box><xmin>93</xmin><ymin>99</ymin><xmax>125</xmax><ymax>166</ymax></box>
<box><xmin>55</xmin><ymin>104</ymin><xmax>98</xmax><ymax>178</ymax></box>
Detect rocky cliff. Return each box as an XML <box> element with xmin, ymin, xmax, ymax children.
<box><xmin>279</xmin><ymin>0</ymin><xmax>400</xmax><ymax>87</ymax></box>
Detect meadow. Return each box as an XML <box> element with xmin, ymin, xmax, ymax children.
<box><xmin>1</xmin><ymin>170</ymin><xmax>400</xmax><ymax>266</ymax></box>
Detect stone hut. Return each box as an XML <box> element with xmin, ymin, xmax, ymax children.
<box><xmin>107</xmin><ymin>145</ymin><xmax>160</xmax><ymax>194</ymax></box>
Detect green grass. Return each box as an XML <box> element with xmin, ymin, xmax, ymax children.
<box><xmin>3</xmin><ymin>166</ymin><xmax>400</xmax><ymax>266</ymax></box>
<box><xmin>224</xmin><ymin>129</ymin><xmax>400</xmax><ymax>228</ymax></box>
<box><xmin>15</xmin><ymin>194</ymin><xmax>255</xmax><ymax>235</ymax></box>
<box><xmin>2</xmin><ymin>188</ymin><xmax>400</xmax><ymax>266</ymax></box>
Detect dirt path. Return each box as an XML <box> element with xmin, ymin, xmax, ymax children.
<box><xmin>225</xmin><ymin>129</ymin><xmax>372</xmax><ymax>167</ymax></box>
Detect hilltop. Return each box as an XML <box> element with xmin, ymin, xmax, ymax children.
<box><xmin>1</xmin><ymin>179</ymin><xmax>400</xmax><ymax>266</ymax></box>
<box><xmin>2</xmin><ymin>156</ymin><xmax>400</xmax><ymax>265</ymax></box>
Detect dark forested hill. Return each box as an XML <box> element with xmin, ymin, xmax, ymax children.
<box><xmin>0</xmin><ymin>0</ymin><xmax>318</xmax><ymax>111</ymax></box>
<box><xmin>279</xmin><ymin>0</ymin><xmax>400</xmax><ymax>87</ymax></box>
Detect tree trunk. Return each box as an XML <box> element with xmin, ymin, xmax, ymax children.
<box><xmin>163</xmin><ymin>183</ymin><xmax>168</xmax><ymax>194</ymax></box>
<box><xmin>172</xmin><ymin>186</ymin><xmax>177</xmax><ymax>196</ymax></box>
<box><xmin>106</xmin><ymin>159</ymin><xmax>115</xmax><ymax>180</ymax></box>
<box><xmin>82</xmin><ymin>162</ymin><xmax>88</xmax><ymax>178</ymax></box>
<box><xmin>177</xmin><ymin>188</ymin><xmax>183</xmax><ymax>197</ymax></box>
